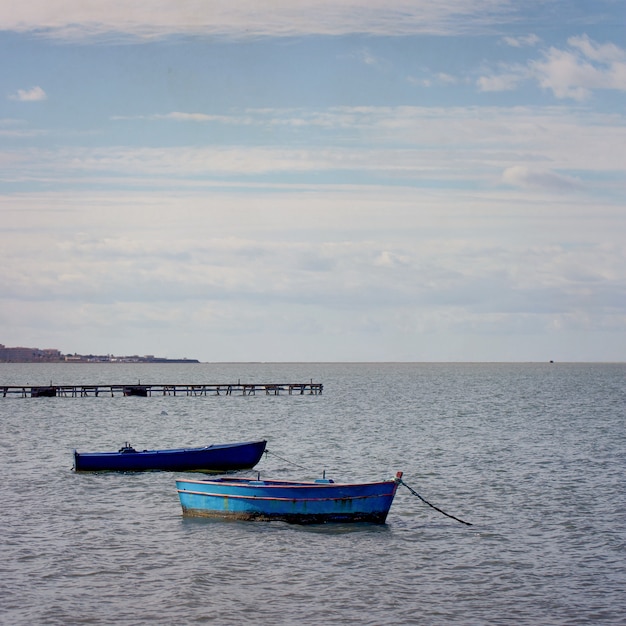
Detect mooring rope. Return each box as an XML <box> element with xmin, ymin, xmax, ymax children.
<box><xmin>264</xmin><ymin>449</ymin><xmax>313</xmax><ymax>471</ymax></box>
<box><xmin>264</xmin><ymin>452</ymin><xmax>473</xmax><ymax>526</ymax></box>
<box><xmin>397</xmin><ymin>478</ymin><xmax>473</xmax><ymax>526</ymax></box>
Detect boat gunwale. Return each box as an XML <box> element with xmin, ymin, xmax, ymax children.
<box><xmin>176</xmin><ymin>477</ymin><xmax>397</xmax><ymax>490</ymax></box>
<box><xmin>176</xmin><ymin>488</ymin><xmax>397</xmax><ymax>503</ymax></box>
<box><xmin>74</xmin><ymin>439</ymin><xmax>266</xmax><ymax>458</ymax></box>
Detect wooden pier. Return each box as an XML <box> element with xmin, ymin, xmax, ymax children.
<box><xmin>1</xmin><ymin>381</ymin><xmax>323</xmax><ymax>398</ymax></box>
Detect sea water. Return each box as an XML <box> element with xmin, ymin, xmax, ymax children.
<box><xmin>0</xmin><ymin>362</ymin><xmax>624</xmax><ymax>625</ymax></box>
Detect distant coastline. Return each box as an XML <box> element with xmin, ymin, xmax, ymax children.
<box><xmin>0</xmin><ymin>343</ymin><xmax>199</xmax><ymax>364</ymax></box>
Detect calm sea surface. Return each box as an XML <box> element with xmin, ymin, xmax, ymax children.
<box><xmin>1</xmin><ymin>362</ymin><xmax>624</xmax><ymax>625</ymax></box>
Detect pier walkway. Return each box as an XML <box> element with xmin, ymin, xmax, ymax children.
<box><xmin>1</xmin><ymin>381</ymin><xmax>323</xmax><ymax>398</ymax></box>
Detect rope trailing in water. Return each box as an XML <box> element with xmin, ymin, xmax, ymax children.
<box><xmin>264</xmin><ymin>453</ymin><xmax>472</xmax><ymax>526</ymax></box>
<box><xmin>264</xmin><ymin>449</ymin><xmax>312</xmax><ymax>471</ymax></box>
<box><xmin>397</xmin><ymin>478</ymin><xmax>473</xmax><ymax>526</ymax></box>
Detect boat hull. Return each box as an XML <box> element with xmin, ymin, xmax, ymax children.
<box><xmin>176</xmin><ymin>476</ymin><xmax>400</xmax><ymax>524</ymax></box>
<box><xmin>73</xmin><ymin>440</ymin><xmax>267</xmax><ymax>472</ymax></box>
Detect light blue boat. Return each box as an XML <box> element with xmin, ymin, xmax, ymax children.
<box><xmin>175</xmin><ymin>472</ymin><xmax>403</xmax><ymax>524</ymax></box>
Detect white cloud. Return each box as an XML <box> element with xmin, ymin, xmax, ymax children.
<box><xmin>531</xmin><ymin>48</ymin><xmax>626</xmax><ymax>100</ymax></box>
<box><xmin>0</xmin><ymin>118</ymin><xmax>48</xmax><ymax>138</ymax></box>
<box><xmin>501</xmin><ymin>166</ymin><xmax>583</xmax><ymax>192</ymax></box>
<box><xmin>355</xmin><ymin>48</ymin><xmax>384</xmax><ymax>68</ymax></box>
<box><xmin>1</xmin><ymin>207</ymin><xmax>621</xmax><ymax>310</ymax></box>
<box><xmin>477</xmin><ymin>35</ymin><xmax>626</xmax><ymax>100</ymax></box>
<box><xmin>531</xmin><ymin>35</ymin><xmax>626</xmax><ymax>100</ymax></box>
<box><xmin>568</xmin><ymin>35</ymin><xmax>625</xmax><ymax>64</ymax></box>
<box><xmin>2</xmin><ymin>181</ymin><xmax>624</xmax><ymax>360</ymax></box>
<box><xmin>437</xmin><ymin>73</ymin><xmax>458</xmax><ymax>84</ymax></box>
<box><xmin>407</xmin><ymin>76</ymin><xmax>431</xmax><ymax>87</ymax></box>
<box><xmin>477</xmin><ymin>69</ymin><xmax>526</xmax><ymax>92</ymax></box>
<box><xmin>111</xmin><ymin>112</ymin><xmax>254</xmax><ymax>125</ymax></box>
<box><xmin>502</xmin><ymin>34</ymin><xmax>540</xmax><ymax>48</ymax></box>
<box><xmin>4</xmin><ymin>105</ymin><xmax>626</xmax><ymax>191</ymax></box>
<box><xmin>159</xmin><ymin>112</ymin><xmax>216</xmax><ymax>122</ymax></box>
<box><xmin>0</xmin><ymin>1</ymin><xmax>517</xmax><ymax>40</ymax></box>
<box><xmin>9</xmin><ymin>86</ymin><xmax>47</xmax><ymax>101</ymax></box>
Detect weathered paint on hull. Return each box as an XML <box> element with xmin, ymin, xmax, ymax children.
<box><xmin>176</xmin><ymin>476</ymin><xmax>400</xmax><ymax>524</ymax></box>
<box><xmin>179</xmin><ymin>505</ymin><xmax>392</xmax><ymax>524</ymax></box>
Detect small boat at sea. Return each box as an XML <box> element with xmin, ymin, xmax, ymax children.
<box><xmin>175</xmin><ymin>472</ymin><xmax>403</xmax><ymax>524</ymax></box>
<box><xmin>73</xmin><ymin>439</ymin><xmax>267</xmax><ymax>472</ymax></box>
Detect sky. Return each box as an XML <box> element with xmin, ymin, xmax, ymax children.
<box><xmin>1</xmin><ymin>1</ymin><xmax>625</xmax><ymax>362</ymax></box>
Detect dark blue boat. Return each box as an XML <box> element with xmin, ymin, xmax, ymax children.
<box><xmin>73</xmin><ymin>439</ymin><xmax>267</xmax><ymax>472</ymax></box>
<box><xmin>176</xmin><ymin>472</ymin><xmax>403</xmax><ymax>524</ymax></box>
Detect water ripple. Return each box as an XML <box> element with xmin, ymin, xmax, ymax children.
<box><xmin>1</xmin><ymin>362</ymin><xmax>624</xmax><ymax>625</ymax></box>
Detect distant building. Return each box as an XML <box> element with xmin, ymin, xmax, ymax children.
<box><xmin>0</xmin><ymin>344</ymin><xmax>62</xmax><ymax>362</ymax></box>
<box><xmin>0</xmin><ymin>343</ymin><xmax>198</xmax><ymax>363</ymax></box>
